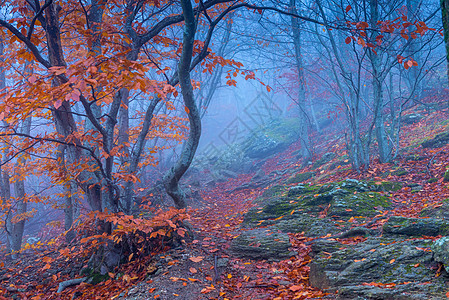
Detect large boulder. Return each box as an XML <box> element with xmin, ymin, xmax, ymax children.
<box><xmin>422</xmin><ymin>131</ymin><xmax>449</xmax><ymax>148</ymax></box>
<box><xmin>431</xmin><ymin>237</ymin><xmax>449</xmax><ymax>270</ymax></box>
<box><xmin>242</xmin><ymin>119</ymin><xmax>299</xmax><ymax>159</ymax></box>
<box><xmin>230</xmin><ymin>228</ymin><xmax>295</xmax><ymax>261</ymax></box>
<box><xmin>242</xmin><ymin>179</ymin><xmax>391</xmax><ymax>236</ymax></box>
<box><xmin>309</xmin><ymin>237</ymin><xmax>446</xmax><ymax>299</ymax></box>
<box><xmin>383</xmin><ymin>216</ymin><xmax>449</xmax><ymax>237</ymax></box>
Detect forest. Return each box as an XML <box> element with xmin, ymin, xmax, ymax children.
<box><xmin>1</xmin><ymin>0</ymin><xmax>449</xmax><ymax>299</ymax></box>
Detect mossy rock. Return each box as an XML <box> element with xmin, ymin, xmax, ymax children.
<box><xmin>428</xmin><ymin>178</ymin><xmax>438</xmax><ymax>183</ymax></box>
<box><xmin>261</xmin><ymin>185</ymin><xmax>286</xmax><ymax>199</ymax></box>
<box><xmin>287</xmin><ymin>171</ymin><xmax>314</xmax><ymax>184</ymax></box>
<box><xmin>80</xmin><ymin>268</ymin><xmax>111</xmax><ymax>285</ymax></box>
<box><xmin>312</xmin><ymin>152</ymin><xmax>336</xmax><ymax>169</ymax></box>
<box><xmin>329</xmin><ymin>157</ymin><xmax>351</xmax><ymax>170</ymax></box>
<box><xmin>401</xmin><ymin>113</ymin><xmax>423</xmax><ymax>124</ymax></box>
<box><xmin>230</xmin><ymin>228</ymin><xmax>295</xmax><ymax>260</ymax></box>
<box><xmin>328</xmin><ymin>192</ymin><xmax>390</xmax><ymax>218</ymax></box>
<box><xmin>383</xmin><ymin>216</ymin><xmax>449</xmax><ymax>237</ymax></box>
<box><xmin>422</xmin><ymin>131</ymin><xmax>449</xmax><ymax>149</ymax></box>
<box><xmin>391</xmin><ymin>168</ymin><xmax>408</xmax><ymax>176</ymax></box>
<box><xmin>243</xmin><ymin>179</ymin><xmax>392</xmax><ymax>235</ymax></box>
<box><xmin>444</xmin><ymin>169</ymin><xmax>449</xmax><ymax>182</ymax></box>
<box><xmin>420</xmin><ymin>199</ymin><xmax>449</xmax><ymax>219</ymax></box>
<box><xmin>369</xmin><ymin>181</ymin><xmax>403</xmax><ymax>192</ymax></box>
<box><xmin>309</xmin><ymin>236</ymin><xmax>445</xmax><ymax>299</ymax></box>
<box><xmin>274</xmin><ymin>216</ymin><xmax>343</xmax><ymax>237</ymax></box>
<box><xmin>242</xmin><ymin>118</ymin><xmax>299</xmax><ymax>159</ymax></box>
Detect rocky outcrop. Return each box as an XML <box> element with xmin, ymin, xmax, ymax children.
<box><xmin>422</xmin><ymin>131</ymin><xmax>449</xmax><ymax>148</ymax></box>
<box><xmin>383</xmin><ymin>216</ymin><xmax>449</xmax><ymax>237</ymax></box>
<box><xmin>236</xmin><ymin>178</ymin><xmax>449</xmax><ymax>299</ymax></box>
<box><xmin>242</xmin><ymin>119</ymin><xmax>299</xmax><ymax>159</ymax></box>
<box><xmin>309</xmin><ymin>235</ymin><xmax>446</xmax><ymax>299</ymax></box>
<box><xmin>242</xmin><ymin>179</ymin><xmax>391</xmax><ymax>236</ymax></box>
<box><xmin>230</xmin><ymin>228</ymin><xmax>295</xmax><ymax>261</ymax></box>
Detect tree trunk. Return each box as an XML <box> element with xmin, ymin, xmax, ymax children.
<box><xmin>370</xmin><ymin>0</ymin><xmax>391</xmax><ymax>163</ymax></box>
<box><xmin>8</xmin><ymin>117</ymin><xmax>32</xmax><ymax>253</ymax></box>
<box><xmin>290</xmin><ymin>0</ymin><xmax>311</xmax><ymax>160</ymax></box>
<box><xmin>442</xmin><ymin>0</ymin><xmax>449</xmax><ymax>91</ymax></box>
<box><xmin>164</xmin><ymin>0</ymin><xmax>200</xmax><ymax>209</ymax></box>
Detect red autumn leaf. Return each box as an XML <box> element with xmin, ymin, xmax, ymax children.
<box><xmin>345</xmin><ymin>36</ymin><xmax>352</xmax><ymax>44</ymax></box>
<box><xmin>189</xmin><ymin>256</ymin><xmax>204</xmax><ymax>263</ymax></box>
<box><xmin>345</xmin><ymin>5</ymin><xmax>352</xmax><ymax>13</ymax></box>
<box><xmin>289</xmin><ymin>285</ymin><xmax>302</xmax><ymax>291</ymax></box>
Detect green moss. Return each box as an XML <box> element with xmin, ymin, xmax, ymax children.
<box><xmin>428</xmin><ymin>178</ymin><xmax>438</xmax><ymax>183</ymax></box>
<box><xmin>312</xmin><ymin>153</ymin><xmax>336</xmax><ymax>169</ymax></box>
<box><xmin>263</xmin><ymin>199</ymin><xmax>296</xmax><ymax>216</ymax></box>
<box><xmin>370</xmin><ymin>181</ymin><xmax>403</xmax><ymax>192</ymax></box>
<box><xmin>287</xmin><ymin>171</ymin><xmax>314</xmax><ymax>184</ymax></box>
<box><xmin>90</xmin><ymin>272</ymin><xmax>110</xmax><ymax>285</ymax></box>
<box><xmin>329</xmin><ymin>192</ymin><xmax>391</xmax><ymax>218</ymax></box>
<box><xmin>444</xmin><ymin>169</ymin><xmax>449</xmax><ymax>182</ymax></box>
<box><xmin>392</xmin><ymin>168</ymin><xmax>408</xmax><ymax>176</ymax></box>
<box><xmin>81</xmin><ymin>268</ymin><xmax>112</xmax><ymax>285</ymax></box>
<box><xmin>262</xmin><ymin>185</ymin><xmax>286</xmax><ymax>198</ymax></box>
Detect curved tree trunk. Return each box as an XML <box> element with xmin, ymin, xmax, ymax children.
<box><xmin>163</xmin><ymin>0</ymin><xmax>200</xmax><ymax>209</ymax></box>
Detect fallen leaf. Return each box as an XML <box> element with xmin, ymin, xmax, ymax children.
<box><xmin>189</xmin><ymin>256</ymin><xmax>204</xmax><ymax>263</ymax></box>
<box><xmin>189</xmin><ymin>267</ymin><xmax>197</xmax><ymax>274</ymax></box>
<box><xmin>289</xmin><ymin>285</ymin><xmax>302</xmax><ymax>291</ymax></box>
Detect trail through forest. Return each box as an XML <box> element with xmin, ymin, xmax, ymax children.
<box><xmin>3</xmin><ymin>102</ymin><xmax>449</xmax><ymax>299</ymax></box>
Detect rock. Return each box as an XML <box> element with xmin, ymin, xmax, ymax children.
<box><xmin>220</xmin><ymin>169</ymin><xmax>239</xmax><ymax>178</ymax></box>
<box><xmin>401</xmin><ymin>113</ymin><xmax>423</xmax><ymax>125</ymax></box>
<box><xmin>329</xmin><ymin>157</ymin><xmax>351</xmax><ymax>170</ymax></box>
<box><xmin>411</xmin><ymin>185</ymin><xmax>423</xmax><ymax>192</ymax></box>
<box><xmin>216</xmin><ymin>258</ymin><xmax>229</xmax><ymax>268</ymax></box>
<box><xmin>370</xmin><ymin>181</ymin><xmax>403</xmax><ymax>192</ymax></box>
<box><xmin>287</xmin><ymin>184</ymin><xmax>308</xmax><ymax>197</ymax></box>
<box><xmin>420</xmin><ymin>199</ymin><xmax>449</xmax><ymax>219</ymax></box>
<box><xmin>243</xmin><ymin>179</ymin><xmax>391</xmax><ymax>234</ymax></box>
<box><xmin>286</xmin><ymin>171</ymin><xmax>314</xmax><ymax>184</ymax></box>
<box><xmin>444</xmin><ymin>169</ymin><xmax>449</xmax><ymax>182</ymax></box>
<box><xmin>337</xmin><ymin>284</ymin><xmax>440</xmax><ymax>300</ymax></box>
<box><xmin>309</xmin><ymin>236</ymin><xmax>446</xmax><ymax>299</ymax></box>
<box><xmin>422</xmin><ymin>131</ymin><xmax>449</xmax><ymax>148</ymax></box>
<box><xmin>251</xmin><ymin>169</ymin><xmax>266</xmax><ymax>181</ymax></box>
<box><xmin>242</xmin><ymin>119</ymin><xmax>299</xmax><ymax>159</ymax></box>
<box><xmin>383</xmin><ymin>216</ymin><xmax>449</xmax><ymax>237</ymax></box>
<box><xmin>312</xmin><ymin>152</ymin><xmax>336</xmax><ymax>169</ymax></box>
<box><xmin>275</xmin><ymin>215</ymin><xmax>342</xmax><ymax>237</ymax></box>
<box><xmin>392</xmin><ymin>168</ymin><xmax>408</xmax><ymax>176</ymax></box>
<box><xmin>428</xmin><ymin>178</ymin><xmax>438</xmax><ymax>183</ymax></box>
<box><xmin>431</xmin><ymin>237</ymin><xmax>449</xmax><ymax>269</ymax></box>
<box><xmin>261</xmin><ymin>185</ymin><xmax>286</xmax><ymax>199</ymax></box>
<box><xmin>230</xmin><ymin>228</ymin><xmax>295</xmax><ymax>261</ymax></box>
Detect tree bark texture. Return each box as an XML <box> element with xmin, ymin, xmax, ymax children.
<box><xmin>290</xmin><ymin>0</ymin><xmax>311</xmax><ymax>160</ymax></box>
<box><xmin>164</xmin><ymin>0</ymin><xmax>201</xmax><ymax>209</ymax></box>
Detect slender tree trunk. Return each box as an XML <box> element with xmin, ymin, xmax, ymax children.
<box><xmin>8</xmin><ymin>117</ymin><xmax>32</xmax><ymax>253</ymax></box>
<box><xmin>316</xmin><ymin>0</ymin><xmax>368</xmax><ymax>169</ymax></box>
<box><xmin>290</xmin><ymin>0</ymin><xmax>311</xmax><ymax>160</ymax></box>
<box><xmin>43</xmin><ymin>3</ymin><xmax>104</xmax><ymax>216</ymax></box>
<box><xmin>442</xmin><ymin>0</ymin><xmax>449</xmax><ymax>89</ymax></box>
<box><xmin>370</xmin><ymin>0</ymin><xmax>391</xmax><ymax>163</ymax></box>
<box><xmin>164</xmin><ymin>0</ymin><xmax>200</xmax><ymax>209</ymax></box>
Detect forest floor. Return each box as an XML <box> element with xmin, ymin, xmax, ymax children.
<box><xmin>2</xmin><ymin>99</ymin><xmax>449</xmax><ymax>299</ymax></box>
